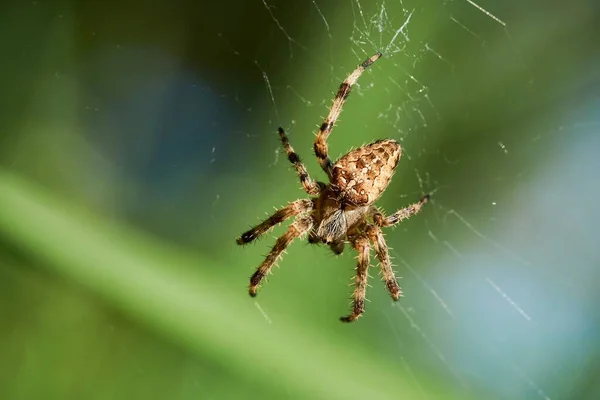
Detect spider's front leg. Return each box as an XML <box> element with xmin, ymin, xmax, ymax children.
<box><xmin>340</xmin><ymin>235</ymin><xmax>371</xmax><ymax>323</ymax></box>
<box><xmin>372</xmin><ymin>194</ymin><xmax>430</xmax><ymax>228</ymax></box>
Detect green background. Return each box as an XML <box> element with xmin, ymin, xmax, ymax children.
<box><xmin>1</xmin><ymin>0</ymin><xmax>599</xmax><ymax>399</ymax></box>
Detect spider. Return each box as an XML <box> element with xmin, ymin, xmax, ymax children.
<box><xmin>236</xmin><ymin>52</ymin><xmax>430</xmax><ymax>322</ymax></box>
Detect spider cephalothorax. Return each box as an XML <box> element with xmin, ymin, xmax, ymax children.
<box><xmin>237</xmin><ymin>52</ymin><xmax>430</xmax><ymax>322</ymax></box>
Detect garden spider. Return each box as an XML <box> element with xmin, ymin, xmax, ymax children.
<box><xmin>236</xmin><ymin>52</ymin><xmax>430</xmax><ymax>322</ymax></box>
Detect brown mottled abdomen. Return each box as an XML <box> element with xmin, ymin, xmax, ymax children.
<box><xmin>331</xmin><ymin>139</ymin><xmax>401</xmax><ymax>206</ymax></box>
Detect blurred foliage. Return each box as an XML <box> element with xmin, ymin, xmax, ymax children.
<box><xmin>1</xmin><ymin>0</ymin><xmax>599</xmax><ymax>399</ymax></box>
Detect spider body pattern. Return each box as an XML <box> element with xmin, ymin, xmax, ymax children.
<box><xmin>237</xmin><ymin>52</ymin><xmax>430</xmax><ymax>322</ymax></box>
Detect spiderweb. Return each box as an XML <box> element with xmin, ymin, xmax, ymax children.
<box><xmin>3</xmin><ymin>0</ymin><xmax>595</xmax><ymax>399</ymax></box>
<box><xmin>205</xmin><ymin>1</ymin><xmax>598</xmax><ymax>399</ymax></box>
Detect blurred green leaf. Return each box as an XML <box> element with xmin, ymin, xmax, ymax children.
<box><xmin>0</xmin><ymin>169</ymin><xmax>449</xmax><ymax>399</ymax></box>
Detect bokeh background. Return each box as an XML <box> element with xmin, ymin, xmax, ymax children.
<box><xmin>1</xmin><ymin>0</ymin><xmax>599</xmax><ymax>399</ymax></box>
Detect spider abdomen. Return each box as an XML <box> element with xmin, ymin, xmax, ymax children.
<box><xmin>331</xmin><ymin>139</ymin><xmax>401</xmax><ymax>206</ymax></box>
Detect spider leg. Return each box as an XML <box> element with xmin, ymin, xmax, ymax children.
<box><xmin>314</xmin><ymin>52</ymin><xmax>382</xmax><ymax>177</ymax></box>
<box><xmin>278</xmin><ymin>127</ymin><xmax>323</xmax><ymax>196</ymax></box>
<box><xmin>249</xmin><ymin>216</ymin><xmax>313</xmax><ymax>297</ymax></box>
<box><xmin>236</xmin><ymin>199</ymin><xmax>313</xmax><ymax>245</ymax></box>
<box><xmin>366</xmin><ymin>225</ymin><xmax>401</xmax><ymax>300</ymax></box>
<box><xmin>372</xmin><ymin>194</ymin><xmax>430</xmax><ymax>228</ymax></box>
<box><xmin>340</xmin><ymin>235</ymin><xmax>370</xmax><ymax>322</ymax></box>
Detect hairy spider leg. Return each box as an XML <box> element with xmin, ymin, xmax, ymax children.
<box><xmin>366</xmin><ymin>224</ymin><xmax>401</xmax><ymax>300</ymax></box>
<box><xmin>278</xmin><ymin>127</ymin><xmax>323</xmax><ymax>196</ymax></box>
<box><xmin>314</xmin><ymin>52</ymin><xmax>382</xmax><ymax>178</ymax></box>
<box><xmin>340</xmin><ymin>235</ymin><xmax>371</xmax><ymax>322</ymax></box>
<box><xmin>372</xmin><ymin>194</ymin><xmax>430</xmax><ymax>228</ymax></box>
<box><xmin>249</xmin><ymin>217</ymin><xmax>313</xmax><ymax>297</ymax></box>
<box><xmin>236</xmin><ymin>199</ymin><xmax>313</xmax><ymax>245</ymax></box>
